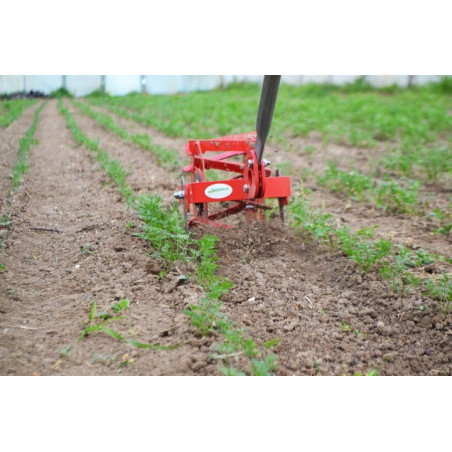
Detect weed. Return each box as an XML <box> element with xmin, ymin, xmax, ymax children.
<box><xmin>125</xmin><ymin>221</ymin><xmax>136</xmax><ymax>229</ymax></box>
<box><xmin>0</xmin><ymin>262</ymin><xmax>6</xmax><ymax>272</ymax></box>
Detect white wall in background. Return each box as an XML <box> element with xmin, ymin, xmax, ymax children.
<box><xmin>0</xmin><ymin>75</ymin><xmax>446</xmax><ymax>96</ymax></box>
<box><xmin>66</xmin><ymin>75</ymin><xmax>102</xmax><ymax>97</ymax></box>
<box><xmin>24</xmin><ymin>75</ymin><xmax>62</xmax><ymax>93</ymax></box>
<box><xmin>105</xmin><ymin>75</ymin><xmax>142</xmax><ymax>96</ymax></box>
<box><xmin>145</xmin><ymin>76</ymin><xmax>183</xmax><ymax>94</ymax></box>
<box><xmin>366</xmin><ymin>75</ymin><xmax>410</xmax><ymax>87</ymax></box>
<box><xmin>0</xmin><ymin>75</ymin><xmax>25</xmax><ymax>93</ymax></box>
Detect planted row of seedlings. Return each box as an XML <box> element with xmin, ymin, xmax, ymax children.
<box><xmin>58</xmin><ymin>99</ymin><xmax>278</xmax><ymax>375</ymax></box>
<box><xmin>71</xmin><ymin>100</ymin><xmax>181</xmax><ymax>171</ymax></box>
<box><xmin>0</xmin><ymin>99</ymin><xmax>36</xmax><ymax>128</ymax></box>
<box><xmin>289</xmin><ymin>187</ymin><xmax>452</xmax><ymax>316</ymax></box>
<box><xmin>0</xmin><ymin>102</ymin><xmax>46</xmax><ymax>273</ymax></box>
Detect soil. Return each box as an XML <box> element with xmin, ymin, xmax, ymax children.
<box><xmin>1</xmin><ymin>99</ymin><xmax>451</xmax><ymax>376</ymax></box>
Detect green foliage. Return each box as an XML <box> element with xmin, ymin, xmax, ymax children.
<box><xmin>74</xmin><ymin>100</ymin><xmax>179</xmax><ymax>170</ymax></box>
<box><xmin>374</xmin><ymin>178</ymin><xmax>421</xmax><ymax>214</ymax></box>
<box><xmin>0</xmin><ymin>99</ymin><xmax>36</xmax><ymax>128</ymax></box>
<box><xmin>379</xmin><ymin>246</ymin><xmax>422</xmax><ymax>297</ymax></box>
<box><xmin>12</xmin><ymin>102</ymin><xmax>46</xmax><ymax>190</ymax></box>
<box><xmin>58</xmin><ymin>100</ymin><xmax>135</xmax><ymax>204</ymax></box>
<box><xmin>85</xmin><ymin>81</ymin><xmax>452</xmax><ymax>150</ymax></box>
<box><xmin>112</xmin><ymin>298</ymin><xmax>130</xmax><ymax>313</ymax></box>
<box><xmin>288</xmin><ymin>190</ymin><xmax>334</xmax><ymax>247</ymax></box>
<box><xmin>184</xmin><ymin>298</ymin><xmax>223</xmax><ymax>336</ymax></box>
<box><xmin>318</xmin><ymin>162</ymin><xmax>373</xmax><ymax>201</ymax></box>
<box><xmin>50</xmin><ymin>88</ymin><xmax>73</xmax><ymax>98</ymax></box>
<box><xmin>424</xmin><ymin>274</ymin><xmax>452</xmax><ymax>316</ymax></box>
<box><xmin>135</xmin><ymin>194</ymin><xmax>190</xmax><ymax>264</ymax></box>
<box><xmin>317</xmin><ymin>162</ymin><xmax>422</xmax><ymax>214</ymax></box>
<box><xmin>0</xmin><ymin>262</ymin><xmax>6</xmax><ymax>272</ymax></box>
<box><xmin>335</xmin><ymin>226</ymin><xmax>392</xmax><ymax>272</ymax></box>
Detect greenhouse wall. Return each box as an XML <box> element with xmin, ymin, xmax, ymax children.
<box><xmin>0</xmin><ymin>75</ymin><xmax>444</xmax><ymax>97</ymax></box>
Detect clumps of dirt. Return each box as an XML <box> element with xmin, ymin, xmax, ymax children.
<box><xmin>212</xmin><ymin>220</ymin><xmax>451</xmax><ymax>375</ymax></box>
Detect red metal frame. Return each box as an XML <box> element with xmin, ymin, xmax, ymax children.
<box><xmin>178</xmin><ymin>132</ymin><xmax>290</xmax><ymax>228</ymax></box>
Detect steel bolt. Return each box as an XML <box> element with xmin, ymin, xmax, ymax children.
<box><xmin>243</xmin><ymin>184</ymin><xmax>249</xmax><ymax>193</ymax></box>
<box><xmin>247</xmin><ymin>159</ymin><xmax>254</xmax><ymax>168</ymax></box>
<box><xmin>173</xmin><ymin>190</ymin><xmax>184</xmax><ymax>199</ymax></box>
<box><xmin>263</xmin><ymin>159</ymin><xmax>271</xmax><ymax>167</ymax></box>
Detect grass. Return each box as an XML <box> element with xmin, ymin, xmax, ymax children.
<box><xmin>59</xmin><ymin>99</ymin><xmax>276</xmax><ymax>375</ymax></box>
<box><xmin>0</xmin><ymin>99</ymin><xmax>36</xmax><ymax>128</ymax></box>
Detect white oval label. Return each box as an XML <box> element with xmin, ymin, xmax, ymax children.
<box><xmin>204</xmin><ymin>183</ymin><xmax>233</xmax><ymax>199</ymax></box>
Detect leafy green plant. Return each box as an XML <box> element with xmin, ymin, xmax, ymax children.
<box><xmin>318</xmin><ymin>162</ymin><xmax>373</xmax><ymax>201</ymax></box>
<box><xmin>379</xmin><ymin>246</ymin><xmax>422</xmax><ymax>297</ymax></box>
<box><xmin>135</xmin><ymin>195</ymin><xmax>190</xmax><ymax>264</ymax></box>
<box><xmin>80</xmin><ymin>243</ymin><xmax>95</xmax><ymax>254</ymax></box>
<box><xmin>335</xmin><ymin>226</ymin><xmax>392</xmax><ymax>272</ymax></box>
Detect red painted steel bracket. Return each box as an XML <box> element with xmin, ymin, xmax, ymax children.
<box><xmin>174</xmin><ymin>132</ymin><xmax>290</xmax><ymax>229</ymax></box>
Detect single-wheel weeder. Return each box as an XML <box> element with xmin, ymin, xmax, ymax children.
<box><xmin>174</xmin><ymin>75</ymin><xmax>291</xmax><ymax>230</ymax></box>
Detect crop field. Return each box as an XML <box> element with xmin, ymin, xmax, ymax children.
<box><xmin>0</xmin><ymin>79</ymin><xmax>451</xmax><ymax>376</ymax></box>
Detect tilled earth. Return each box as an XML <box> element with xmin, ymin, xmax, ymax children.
<box><xmin>0</xmin><ymin>99</ymin><xmax>451</xmax><ymax>376</ymax></box>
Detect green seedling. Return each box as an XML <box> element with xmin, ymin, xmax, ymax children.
<box><xmin>425</xmin><ymin>274</ymin><xmax>452</xmax><ymax>317</ymax></box>
<box><xmin>80</xmin><ymin>243</ymin><xmax>95</xmax><ymax>254</ymax></box>
<box><xmin>60</xmin><ymin>344</ymin><xmax>72</xmax><ymax>355</ymax></box>
<box><xmin>112</xmin><ymin>298</ymin><xmax>130</xmax><ymax>313</ymax></box>
<box><xmin>335</xmin><ymin>226</ymin><xmax>392</xmax><ymax>272</ymax></box>
<box><xmin>341</xmin><ymin>321</ymin><xmax>351</xmax><ymax>332</ymax></box>
<box><xmin>0</xmin><ymin>262</ymin><xmax>6</xmax><ymax>272</ymax></box>
<box><xmin>125</xmin><ymin>221</ymin><xmax>136</xmax><ymax>229</ymax></box>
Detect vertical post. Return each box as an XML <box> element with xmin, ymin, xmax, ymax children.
<box><xmin>62</xmin><ymin>75</ymin><xmax>67</xmax><ymax>91</ymax></box>
<box><xmin>141</xmin><ymin>75</ymin><xmax>147</xmax><ymax>94</ymax></box>
<box><xmin>101</xmin><ymin>75</ymin><xmax>106</xmax><ymax>93</ymax></box>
